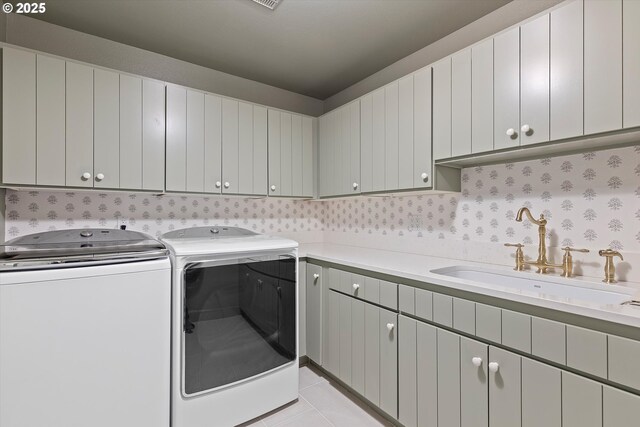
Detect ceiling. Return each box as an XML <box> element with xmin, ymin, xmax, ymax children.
<box><xmin>34</xmin><ymin>0</ymin><xmax>512</xmax><ymax>100</ymax></box>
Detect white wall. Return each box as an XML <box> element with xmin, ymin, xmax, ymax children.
<box><xmin>323</xmin><ymin>0</ymin><xmax>564</xmax><ymax>112</ymax></box>
<box><xmin>4</xmin><ymin>14</ymin><xmax>324</xmax><ymax>116</ymax></box>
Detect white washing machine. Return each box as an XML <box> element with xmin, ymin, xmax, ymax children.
<box><xmin>161</xmin><ymin>227</ymin><xmax>299</xmax><ymax>427</ymax></box>
<box><xmin>0</xmin><ymin>229</ymin><xmax>171</xmax><ymax>427</ymax></box>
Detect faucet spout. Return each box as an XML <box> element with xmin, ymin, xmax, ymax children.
<box><xmin>516</xmin><ymin>207</ymin><xmax>546</xmax><ymax>226</ymax></box>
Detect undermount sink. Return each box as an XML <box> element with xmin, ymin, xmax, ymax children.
<box><xmin>431</xmin><ymin>266</ymin><xmax>637</xmax><ymax>306</ymax></box>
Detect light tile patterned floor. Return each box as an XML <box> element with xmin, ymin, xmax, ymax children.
<box><xmin>238</xmin><ymin>365</ymin><xmax>393</xmax><ymax>427</ymax></box>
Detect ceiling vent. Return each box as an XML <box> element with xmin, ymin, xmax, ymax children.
<box><xmin>251</xmin><ymin>0</ymin><xmax>280</xmax><ymax>10</ymax></box>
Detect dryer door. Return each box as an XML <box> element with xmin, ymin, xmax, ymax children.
<box><xmin>182</xmin><ymin>253</ymin><xmax>296</xmax><ymax>396</ymax></box>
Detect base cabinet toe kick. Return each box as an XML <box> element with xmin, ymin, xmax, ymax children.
<box><xmin>304</xmin><ymin>261</ymin><xmax>640</xmax><ymax>427</ymax></box>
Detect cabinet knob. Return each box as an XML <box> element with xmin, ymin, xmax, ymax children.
<box><xmin>215</xmin><ymin>181</ymin><xmax>222</xmax><ymax>188</ymax></box>
<box><xmin>521</xmin><ymin>124</ymin><xmax>531</xmax><ymax>134</ymax></box>
<box><xmin>386</xmin><ymin>323</ymin><xmax>395</xmax><ymax>332</ymax></box>
<box><xmin>353</xmin><ymin>182</ymin><xmax>358</xmax><ymax>190</ymax></box>
<box><xmin>81</xmin><ymin>172</ymin><xmax>92</xmax><ymax>181</ymax></box>
<box><xmin>270</xmin><ymin>185</ymin><xmax>276</xmax><ymax>191</ymax></box>
<box><xmin>506</xmin><ymin>128</ymin><xmax>516</xmax><ymax>137</ymax></box>
<box><xmin>472</xmin><ymin>357</ymin><xmax>483</xmax><ymax>367</ymax></box>
<box><xmin>224</xmin><ymin>182</ymin><xmax>230</xmax><ymax>188</ymax></box>
<box><xmin>313</xmin><ymin>273</ymin><xmax>320</xmax><ymax>279</ymax></box>
<box><xmin>352</xmin><ymin>283</ymin><xmax>360</xmax><ymax>291</ymax></box>
<box><xmin>488</xmin><ymin>362</ymin><xmax>500</xmax><ymax>373</ymax></box>
<box><xmin>95</xmin><ymin>173</ymin><xmax>105</xmax><ymax>181</ymax></box>
<box><xmin>420</xmin><ymin>172</ymin><xmax>429</xmax><ymax>181</ymax></box>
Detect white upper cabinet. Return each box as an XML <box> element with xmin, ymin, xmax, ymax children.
<box><xmin>65</xmin><ymin>62</ymin><xmax>94</xmax><ymax>188</ymax></box>
<box><xmin>550</xmin><ymin>0</ymin><xmax>584</xmax><ymax>141</ymax></box>
<box><xmin>584</xmin><ymin>0</ymin><xmax>622</xmax><ymax>134</ymax></box>
<box><xmin>520</xmin><ymin>14</ymin><xmax>550</xmax><ymax>146</ymax></box>
<box><xmin>413</xmin><ymin>67</ymin><xmax>432</xmax><ymax>188</ymax></box>
<box><xmin>623</xmin><ymin>0</ymin><xmax>640</xmax><ymax>128</ymax></box>
<box><xmin>494</xmin><ymin>27</ymin><xmax>521</xmax><ymax>150</ymax></box>
<box><xmin>94</xmin><ymin>69</ymin><xmax>120</xmax><ymax>189</ymax></box>
<box><xmin>268</xmin><ymin>109</ymin><xmax>314</xmax><ymax>198</ymax></box>
<box><xmin>471</xmin><ymin>39</ymin><xmax>494</xmax><ymax>154</ymax></box>
<box><xmin>451</xmin><ymin>49</ymin><xmax>472</xmax><ymax>157</ymax></box>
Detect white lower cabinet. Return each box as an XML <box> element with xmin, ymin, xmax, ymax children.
<box><xmin>306</xmin><ymin>264</ymin><xmax>323</xmax><ymax>364</ymax></box>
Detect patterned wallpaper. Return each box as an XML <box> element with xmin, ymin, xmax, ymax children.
<box><xmin>325</xmin><ymin>145</ymin><xmax>640</xmax><ymax>254</ymax></box>
<box><xmin>4</xmin><ymin>145</ymin><xmax>639</xmax><ymax>257</ymax></box>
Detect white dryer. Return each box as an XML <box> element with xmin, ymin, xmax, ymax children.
<box><xmin>161</xmin><ymin>227</ymin><xmax>299</xmax><ymax>427</ymax></box>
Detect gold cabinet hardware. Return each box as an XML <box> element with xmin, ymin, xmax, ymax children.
<box><xmin>504</xmin><ymin>243</ymin><xmax>525</xmax><ymax>271</ymax></box>
<box><xmin>560</xmin><ymin>247</ymin><xmax>589</xmax><ymax>278</ymax></box>
<box><xmin>598</xmin><ymin>249</ymin><xmax>623</xmax><ymax>284</ymax></box>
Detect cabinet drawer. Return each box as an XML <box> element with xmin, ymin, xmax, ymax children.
<box><xmin>415</xmin><ymin>288</ymin><xmax>433</xmax><ymax>321</ymax></box>
<box><xmin>379</xmin><ymin>280</ymin><xmax>398</xmax><ymax>310</ymax></box>
<box><xmin>364</xmin><ymin>276</ymin><xmax>380</xmax><ymax>304</ymax></box>
<box><xmin>608</xmin><ymin>335</ymin><xmax>640</xmax><ymax>391</ymax></box>
<box><xmin>502</xmin><ymin>310</ymin><xmax>531</xmax><ymax>353</ymax></box>
<box><xmin>328</xmin><ymin>268</ymin><xmax>342</xmax><ymax>292</ymax></box>
<box><xmin>453</xmin><ymin>298</ymin><xmax>476</xmax><ymax>335</ymax></box>
<box><xmin>398</xmin><ymin>285</ymin><xmax>415</xmax><ymax>315</ymax></box>
<box><xmin>566</xmin><ymin>325</ymin><xmax>607</xmax><ymax>378</ymax></box>
<box><xmin>348</xmin><ymin>273</ymin><xmax>365</xmax><ymax>299</ymax></box>
<box><xmin>532</xmin><ymin>317</ymin><xmax>566</xmax><ymax>365</ymax></box>
<box><xmin>433</xmin><ymin>293</ymin><xmax>453</xmax><ymax>327</ymax></box>
<box><xmin>475</xmin><ymin>303</ymin><xmax>501</xmax><ymax>343</ymax></box>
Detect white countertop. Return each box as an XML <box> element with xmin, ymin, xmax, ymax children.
<box><xmin>300</xmin><ymin>243</ymin><xmax>640</xmax><ymax>329</ymax></box>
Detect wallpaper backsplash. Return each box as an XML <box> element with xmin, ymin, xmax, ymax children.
<box><xmin>4</xmin><ymin>145</ymin><xmax>639</xmax><ymax>278</ymax></box>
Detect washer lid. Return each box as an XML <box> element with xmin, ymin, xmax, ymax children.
<box><xmin>161</xmin><ymin>226</ymin><xmax>258</xmax><ymax>239</ymax></box>
<box><xmin>0</xmin><ymin>228</ymin><xmax>165</xmax><ymax>260</ymax></box>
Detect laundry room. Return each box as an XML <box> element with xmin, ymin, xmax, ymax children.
<box><xmin>1</xmin><ymin>1</ymin><xmax>640</xmax><ymax>426</ymax></box>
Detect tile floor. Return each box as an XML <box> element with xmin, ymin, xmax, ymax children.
<box><xmin>239</xmin><ymin>365</ymin><xmax>394</xmax><ymax>427</ymax></box>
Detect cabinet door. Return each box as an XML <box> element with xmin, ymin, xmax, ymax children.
<box><xmin>204</xmin><ymin>94</ymin><xmax>222</xmax><ymax>194</ymax></box>
<box><xmin>348</xmin><ymin>102</ymin><xmax>360</xmax><ymax>195</ymax></box>
<box><xmin>433</xmin><ymin>59</ymin><xmax>452</xmax><ymax>160</ymax></box>
<box><xmin>142</xmin><ymin>80</ymin><xmax>166</xmax><ymax>191</ymax></box>
<box><xmin>471</xmin><ymin>39</ymin><xmax>494</xmax><ymax>154</ymax></box>
<box><xmin>399</xmin><ymin>315</ymin><xmax>417</xmax><ymax>427</ymax></box>
<box><xmin>338</xmin><ymin>294</ymin><xmax>352</xmax><ymax>386</ymax></box>
<box><xmin>119</xmin><ymin>75</ymin><xmax>142</xmax><ymax>190</ymax></box>
<box><xmin>36</xmin><ymin>54</ymin><xmax>65</xmax><ymax>186</ymax></box>
<box><xmin>550</xmin><ymin>0</ymin><xmax>583</xmax><ymax>140</ymax></box>
<box><xmin>398</xmin><ymin>75</ymin><xmax>414</xmax><ymax>190</ymax></box>
<box><xmin>302</xmin><ymin>116</ymin><xmax>314</xmax><ymax>197</ymax></box>
<box><xmin>584</xmin><ymin>0</ymin><xmax>622</xmax><ymax>134</ymax></box>
<box><xmin>379</xmin><ymin>308</ymin><xmax>397</xmax><ymax>418</ymax></box>
<box><xmin>562</xmin><ymin>371</ymin><xmax>602</xmax><ymax>427</ymax></box>
<box><xmin>494</xmin><ymin>27</ymin><xmax>520</xmax><ymax>149</ymax></box>
<box><xmin>460</xmin><ymin>337</ymin><xmax>489</xmax><ymax>427</ymax></box>
<box><xmin>237</xmin><ymin>102</ymin><xmax>253</xmax><ymax>194</ymax></box>
<box><xmin>306</xmin><ymin>264</ymin><xmax>323</xmax><ymax>364</ymax></box>
<box><xmin>438</xmin><ymin>329</ymin><xmax>460</xmax><ymax>427</ymax></box>
<box><xmin>451</xmin><ymin>49</ymin><xmax>472</xmax><ymax>157</ymax></box>
<box><xmin>291</xmin><ymin>114</ymin><xmax>303</xmax><ymax>197</ymax></box>
<box><xmin>417</xmin><ymin>322</ymin><xmax>438</xmax><ymax>427</ymax></box>
<box><xmin>221</xmin><ymin>98</ymin><xmax>239</xmax><ymax>194</ymax></box>
<box><xmin>351</xmin><ymin>299</ymin><xmax>365</xmax><ymax>396</ymax></box>
<box><xmin>413</xmin><ymin>67</ymin><xmax>432</xmax><ymax>188</ymax></box>
<box><xmin>319</xmin><ymin>114</ymin><xmax>331</xmax><ymax>196</ymax></box>
<box><xmin>385</xmin><ymin>82</ymin><xmax>399</xmax><ymax>190</ymax></box>
<box><xmin>364</xmin><ymin>302</ymin><xmax>380</xmax><ymax>405</ymax></box>
<box><xmin>280</xmin><ymin>112</ymin><xmax>293</xmax><ymax>196</ymax></box>
<box><xmin>2</xmin><ymin>48</ymin><xmax>36</xmax><ymax>185</ymax></box>
<box><xmin>338</xmin><ymin>105</ymin><xmax>349</xmax><ymax>195</ymax></box>
<box><xmin>603</xmin><ymin>386</ymin><xmax>640</xmax><ymax>427</ymax></box>
<box><xmin>520</xmin><ymin>14</ymin><xmax>550</xmax><ymax>145</ymax></box>
<box><xmin>165</xmin><ymin>85</ymin><xmax>187</xmax><ymax>192</ymax></box>
<box><xmin>268</xmin><ymin>109</ymin><xmax>282</xmax><ymax>196</ymax></box>
<box><xmin>371</xmin><ymin>88</ymin><xmax>386</xmax><ymax>192</ymax></box>
<box><xmin>185</xmin><ymin>90</ymin><xmax>205</xmax><ymax>193</ymax></box>
<box><xmin>522</xmin><ymin>358</ymin><xmax>560</xmax><ymax>427</ymax></box>
<box><xmin>299</xmin><ymin>261</ymin><xmax>307</xmax><ymax>358</ymax></box>
<box><xmin>360</xmin><ymin>93</ymin><xmax>373</xmax><ymax>193</ymax></box>
<box><xmin>253</xmin><ymin>106</ymin><xmax>269</xmax><ymax>195</ymax></box>
<box><xmin>94</xmin><ymin>69</ymin><xmax>120</xmax><ymax>189</ymax></box>
<box><xmin>324</xmin><ymin>290</ymin><xmax>340</xmax><ymax>375</ymax></box>
<box><xmin>623</xmin><ymin>0</ymin><xmax>640</xmax><ymax>128</ymax></box>
<box><xmin>489</xmin><ymin>346</ymin><xmax>521</xmax><ymax>427</ymax></box>
<box><xmin>66</xmin><ymin>62</ymin><xmax>94</xmax><ymax>188</ymax></box>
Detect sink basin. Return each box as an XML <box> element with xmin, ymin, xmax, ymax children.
<box><xmin>431</xmin><ymin>266</ymin><xmax>637</xmax><ymax>305</ymax></box>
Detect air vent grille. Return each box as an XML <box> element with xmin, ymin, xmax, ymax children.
<box><xmin>252</xmin><ymin>0</ymin><xmax>280</xmax><ymax>10</ymax></box>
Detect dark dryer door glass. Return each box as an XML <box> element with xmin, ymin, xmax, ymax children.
<box><xmin>182</xmin><ymin>254</ymin><xmax>296</xmax><ymax>395</ymax></box>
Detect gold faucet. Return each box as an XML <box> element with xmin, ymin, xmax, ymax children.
<box><xmin>511</xmin><ymin>207</ymin><xmax>589</xmax><ymax>276</ymax></box>
<box><xmin>599</xmin><ymin>249</ymin><xmax>623</xmax><ymax>283</ymax></box>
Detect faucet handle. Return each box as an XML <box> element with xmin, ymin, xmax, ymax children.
<box><xmin>563</xmin><ymin>247</ymin><xmax>590</xmax><ymax>254</ymax></box>
<box><xmin>505</xmin><ymin>243</ymin><xmax>525</xmax><ymax>271</ymax></box>
<box><xmin>560</xmin><ymin>247</ymin><xmax>589</xmax><ymax>278</ymax></box>
<box><xmin>599</xmin><ymin>249</ymin><xmax>623</xmax><ymax>260</ymax></box>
